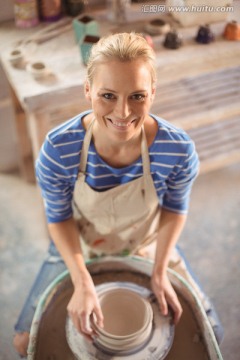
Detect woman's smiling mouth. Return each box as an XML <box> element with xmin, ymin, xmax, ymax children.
<box><xmin>106</xmin><ymin>118</ymin><xmax>136</xmax><ymax>130</ymax></box>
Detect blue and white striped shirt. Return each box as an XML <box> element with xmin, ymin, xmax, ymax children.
<box><xmin>36</xmin><ymin>110</ymin><xmax>199</xmax><ymax>223</ymax></box>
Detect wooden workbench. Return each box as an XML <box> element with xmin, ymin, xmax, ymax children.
<box><xmin>1</xmin><ymin>4</ymin><xmax>240</xmax><ymax>181</ymax></box>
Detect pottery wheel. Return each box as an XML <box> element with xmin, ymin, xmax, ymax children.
<box><xmin>32</xmin><ymin>258</ymin><xmax>209</xmax><ymax>360</ymax></box>
<box><xmin>66</xmin><ymin>282</ymin><xmax>174</xmax><ymax>360</ymax></box>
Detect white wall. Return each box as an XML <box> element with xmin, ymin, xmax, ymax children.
<box><xmin>0</xmin><ymin>0</ymin><xmax>14</xmax><ymax>22</ymax></box>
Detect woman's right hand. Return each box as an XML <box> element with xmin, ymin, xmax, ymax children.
<box><xmin>67</xmin><ymin>271</ymin><xmax>104</xmax><ymax>340</ymax></box>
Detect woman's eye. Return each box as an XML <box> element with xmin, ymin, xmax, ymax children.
<box><xmin>102</xmin><ymin>93</ymin><xmax>115</xmax><ymax>100</ymax></box>
<box><xmin>132</xmin><ymin>94</ymin><xmax>145</xmax><ymax>101</ymax></box>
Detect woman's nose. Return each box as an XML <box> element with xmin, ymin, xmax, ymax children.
<box><xmin>114</xmin><ymin>99</ymin><xmax>131</xmax><ymax>119</ymax></box>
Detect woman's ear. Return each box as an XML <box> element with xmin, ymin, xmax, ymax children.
<box><xmin>85</xmin><ymin>81</ymin><xmax>92</xmax><ymax>102</ymax></box>
<box><xmin>150</xmin><ymin>87</ymin><xmax>156</xmax><ymax>102</ymax></box>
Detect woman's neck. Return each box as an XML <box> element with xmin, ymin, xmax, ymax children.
<box><xmin>82</xmin><ymin>113</ymin><xmax>158</xmax><ymax>168</ymax></box>
<box><xmin>93</xmin><ymin>123</ymin><xmax>142</xmax><ymax>168</ymax></box>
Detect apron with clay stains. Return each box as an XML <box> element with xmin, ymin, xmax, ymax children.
<box><xmin>73</xmin><ymin>119</ymin><xmax>161</xmax><ymax>257</ymax></box>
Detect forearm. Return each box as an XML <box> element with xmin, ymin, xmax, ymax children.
<box><xmin>48</xmin><ymin>217</ymin><xmax>89</xmax><ymax>288</ymax></box>
<box><xmin>153</xmin><ymin>209</ymin><xmax>187</xmax><ymax>275</ymax></box>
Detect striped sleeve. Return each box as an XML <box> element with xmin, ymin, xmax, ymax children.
<box><xmin>162</xmin><ymin>140</ymin><xmax>199</xmax><ymax>214</ymax></box>
<box><xmin>35</xmin><ymin>135</ymin><xmax>76</xmax><ymax>223</ymax></box>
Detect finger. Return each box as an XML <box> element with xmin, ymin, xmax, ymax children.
<box><xmin>69</xmin><ymin>312</ymin><xmax>82</xmax><ymax>334</ymax></box>
<box><xmin>94</xmin><ymin>306</ymin><xmax>104</xmax><ymax>328</ymax></box>
<box><xmin>82</xmin><ymin>332</ymin><xmax>94</xmax><ymax>343</ymax></box>
<box><xmin>79</xmin><ymin>311</ymin><xmax>93</xmax><ymax>335</ymax></box>
<box><xmin>69</xmin><ymin>312</ymin><xmax>94</xmax><ymax>342</ymax></box>
<box><xmin>167</xmin><ymin>296</ymin><xmax>183</xmax><ymax>325</ymax></box>
<box><xmin>156</xmin><ymin>292</ymin><xmax>168</xmax><ymax>316</ymax></box>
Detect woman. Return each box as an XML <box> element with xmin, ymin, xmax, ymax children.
<box><xmin>14</xmin><ymin>32</ymin><xmax>200</xmax><ymax>356</ymax></box>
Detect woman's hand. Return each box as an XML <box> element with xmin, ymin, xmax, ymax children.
<box><xmin>67</xmin><ymin>271</ymin><xmax>104</xmax><ymax>340</ymax></box>
<box><xmin>151</xmin><ymin>270</ymin><xmax>182</xmax><ymax>325</ymax></box>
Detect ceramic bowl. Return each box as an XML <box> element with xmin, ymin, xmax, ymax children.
<box><xmin>95</xmin><ymin>288</ymin><xmax>152</xmax><ymax>335</ymax></box>
<box><xmin>8</xmin><ymin>49</ymin><xmax>25</xmax><ymax>66</ymax></box>
<box><xmin>91</xmin><ymin>287</ymin><xmax>153</xmax><ymax>352</ymax></box>
<box><xmin>145</xmin><ymin>19</ymin><xmax>170</xmax><ymax>35</ymax></box>
<box><xmin>26</xmin><ymin>61</ymin><xmax>50</xmax><ymax>79</ymax></box>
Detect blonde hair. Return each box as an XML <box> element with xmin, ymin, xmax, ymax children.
<box><xmin>87</xmin><ymin>32</ymin><xmax>156</xmax><ymax>86</ymax></box>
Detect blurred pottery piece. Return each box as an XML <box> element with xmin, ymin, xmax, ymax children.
<box><xmin>145</xmin><ymin>18</ymin><xmax>170</xmax><ymax>35</ymax></box>
<box><xmin>72</xmin><ymin>15</ymin><xmax>99</xmax><ymax>44</ymax></box>
<box><xmin>39</xmin><ymin>0</ymin><xmax>61</xmax><ymax>22</ymax></box>
<box><xmin>27</xmin><ymin>61</ymin><xmax>50</xmax><ymax>79</ymax></box>
<box><xmin>64</xmin><ymin>0</ymin><xmax>85</xmax><ymax>17</ymax></box>
<box><xmin>223</xmin><ymin>20</ymin><xmax>240</xmax><ymax>40</ymax></box>
<box><xmin>14</xmin><ymin>0</ymin><xmax>39</xmax><ymax>28</ymax></box>
<box><xmin>107</xmin><ymin>0</ymin><xmax>130</xmax><ymax>24</ymax></box>
<box><xmin>163</xmin><ymin>30</ymin><xmax>182</xmax><ymax>49</ymax></box>
<box><xmin>8</xmin><ymin>49</ymin><xmax>25</xmax><ymax>66</ymax></box>
<box><xmin>79</xmin><ymin>35</ymin><xmax>100</xmax><ymax>65</ymax></box>
<box><xmin>195</xmin><ymin>24</ymin><xmax>215</xmax><ymax>44</ymax></box>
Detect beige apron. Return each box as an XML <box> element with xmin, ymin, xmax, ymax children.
<box><xmin>72</xmin><ymin>120</ymin><xmax>211</xmax><ymax>325</ymax></box>
<box><xmin>73</xmin><ymin>119</ymin><xmax>161</xmax><ymax>257</ymax></box>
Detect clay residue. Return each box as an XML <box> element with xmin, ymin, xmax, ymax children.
<box><xmin>33</xmin><ymin>271</ymin><xmax>210</xmax><ymax>360</ymax></box>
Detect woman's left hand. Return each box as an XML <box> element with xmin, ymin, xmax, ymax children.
<box><xmin>151</xmin><ymin>270</ymin><xmax>182</xmax><ymax>325</ymax></box>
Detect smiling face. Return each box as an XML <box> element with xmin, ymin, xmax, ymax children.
<box><xmin>85</xmin><ymin>59</ymin><xmax>155</xmax><ymax>144</ymax></box>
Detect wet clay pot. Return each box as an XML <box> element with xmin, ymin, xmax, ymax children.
<box><xmin>91</xmin><ymin>286</ymin><xmax>153</xmax><ymax>352</ymax></box>
<box><xmin>223</xmin><ymin>20</ymin><xmax>240</xmax><ymax>41</ymax></box>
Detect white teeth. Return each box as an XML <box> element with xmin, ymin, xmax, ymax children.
<box><xmin>108</xmin><ymin>119</ymin><xmax>135</xmax><ymax>127</ymax></box>
<box><xmin>113</xmin><ymin>121</ymin><xmax>130</xmax><ymax>127</ymax></box>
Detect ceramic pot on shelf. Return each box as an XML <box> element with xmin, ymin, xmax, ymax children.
<box><xmin>79</xmin><ymin>35</ymin><xmax>100</xmax><ymax>65</ymax></box>
<box><xmin>39</xmin><ymin>0</ymin><xmax>62</xmax><ymax>22</ymax></box>
<box><xmin>14</xmin><ymin>0</ymin><xmax>39</xmax><ymax>28</ymax></box>
<box><xmin>163</xmin><ymin>29</ymin><xmax>183</xmax><ymax>49</ymax></box>
<box><xmin>64</xmin><ymin>0</ymin><xmax>85</xmax><ymax>17</ymax></box>
<box><xmin>72</xmin><ymin>15</ymin><xmax>99</xmax><ymax>44</ymax></box>
<box><xmin>195</xmin><ymin>24</ymin><xmax>215</xmax><ymax>44</ymax></box>
<box><xmin>145</xmin><ymin>19</ymin><xmax>171</xmax><ymax>35</ymax></box>
<box><xmin>223</xmin><ymin>20</ymin><xmax>240</xmax><ymax>41</ymax></box>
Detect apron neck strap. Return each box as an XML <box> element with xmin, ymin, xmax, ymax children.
<box><xmin>79</xmin><ymin>117</ymin><xmax>95</xmax><ymax>174</ymax></box>
<box><xmin>79</xmin><ymin>117</ymin><xmax>151</xmax><ymax>176</ymax></box>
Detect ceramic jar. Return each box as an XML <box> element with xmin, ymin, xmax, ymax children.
<box><xmin>39</xmin><ymin>0</ymin><xmax>61</xmax><ymax>22</ymax></box>
<box><xmin>79</xmin><ymin>35</ymin><xmax>100</xmax><ymax>65</ymax></box>
<box><xmin>163</xmin><ymin>30</ymin><xmax>182</xmax><ymax>49</ymax></box>
<box><xmin>223</xmin><ymin>20</ymin><xmax>240</xmax><ymax>41</ymax></box>
<box><xmin>195</xmin><ymin>24</ymin><xmax>215</xmax><ymax>44</ymax></box>
<box><xmin>72</xmin><ymin>15</ymin><xmax>99</xmax><ymax>44</ymax></box>
<box><xmin>64</xmin><ymin>0</ymin><xmax>85</xmax><ymax>16</ymax></box>
<box><xmin>14</xmin><ymin>0</ymin><xmax>39</xmax><ymax>28</ymax></box>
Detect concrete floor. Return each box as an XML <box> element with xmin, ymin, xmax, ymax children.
<box><xmin>0</xmin><ymin>163</ymin><xmax>239</xmax><ymax>360</ymax></box>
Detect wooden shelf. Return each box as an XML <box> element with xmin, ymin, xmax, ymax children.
<box><xmin>151</xmin><ymin>66</ymin><xmax>240</xmax><ymax>174</ymax></box>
